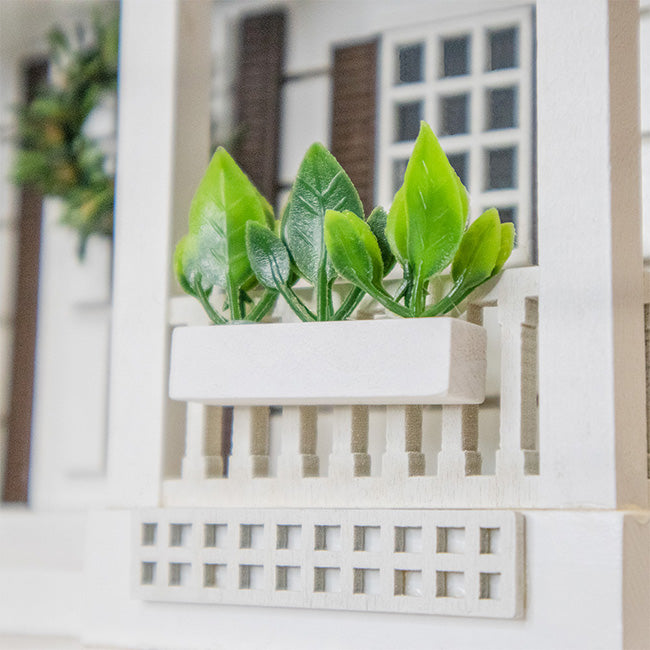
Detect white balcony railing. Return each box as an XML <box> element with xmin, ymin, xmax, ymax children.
<box><xmin>163</xmin><ymin>266</ymin><xmax>540</xmax><ymax>509</ymax></box>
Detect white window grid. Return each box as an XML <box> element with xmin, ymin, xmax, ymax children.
<box><xmin>378</xmin><ymin>6</ymin><xmax>535</xmax><ymax>267</ymax></box>
<box><xmin>133</xmin><ymin>508</ymin><xmax>524</xmax><ymax>619</ymax></box>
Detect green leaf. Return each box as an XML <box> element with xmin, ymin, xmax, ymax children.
<box><xmin>188</xmin><ymin>147</ymin><xmax>268</xmax><ymax>290</ymax></box>
<box><xmin>385</xmin><ymin>184</ymin><xmax>407</xmax><ymax>265</ymax></box>
<box><xmin>282</xmin><ymin>143</ymin><xmax>363</xmax><ymax>284</ymax></box>
<box><xmin>491</xmin><ymin>221</ymin><xmax>515</xmax><ymax>276</ymax></box>
<box><xmin>367</xmin><ymin>206</ymin><xmax>395</xmax><ymax>276</ymax></box>
<box><xmin>324</xmin><ymin>210</ymin><xmax>383</xmax><ymax>290</ymax></box>
<box><xmin>451</xmin><ymin>208</ymin><xmax>502</xmax><ymax>290</ymax></box>
<box><xmin>246</xmin><ymin>222</ymin><xmax>291</xmax><ymax>291</ymax></box>
<box><xmin>386</xmin><ymin>122</ymin><xmax>465</xmax><ymax>280</ymax></box>
<box><xmin>173</xmin><ymin>235</ymin><xmax>197</xmax><ymax>296</ymax></box>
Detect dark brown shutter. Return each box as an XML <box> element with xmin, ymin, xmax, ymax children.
<box><xmin>233</xmin><ymin>11</ymin><xmax>285</xmax><ymax>206</ymax></box>
<box><xmin>331</xmin><ymin>40</ymin><xmax>378</xmax><ymax>216</ymax></box>
<box><xmin>2</xmin><ymin>59</ymin><xmax>48</xmax><ymax>503</ymax></box>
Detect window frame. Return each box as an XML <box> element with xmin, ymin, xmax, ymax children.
<box><xmin>377</xmin><ymin>6</ymin><xmax>535</xmax><ymax>266</ymax></box>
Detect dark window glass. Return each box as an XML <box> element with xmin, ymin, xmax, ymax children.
<box><xmin>442</xmin><ymin>35</ymin><xmax>470</xmax><ymax>77</ymax></box>
<box><xmin>392</xmin><ymin>158</ymin><xmax>409</xmax><ymax>194</ymax></box>
<box><xmin>488</xmin><ymin>27</ymin><xmax>518</xmax><ymax>70</ymax></box>
<box><xmin>498</xmin><ymin>206</ymin><xmax>517</xmax><ymax>226</ymax></box>
<box><xmin>486</xmin><ymin>146</ymin><xmax>517</xmax><ymax>189</ymax></box>
<box><xmin>447</xmin><ymin>152</ymin><xmax>469</xmax><ymax>188</ymax></box>
<box><xmin>487</xmin><ymin>87</ymin><xmax>517</xmax><ymax>130</ymax></box>
<box><xmin>397</xmin><ymin>43</ymin><xmax>424</xmax><ymax>84</ymax></box>
<box><xmin>440</xmin><ymin>94</ymin><xmax>470</xmax><ymax>136</ymax></box>
<box><xmin>395</xmin><ymin>101</ymin><xmax>422</xmax><ymax>142</ymax></box>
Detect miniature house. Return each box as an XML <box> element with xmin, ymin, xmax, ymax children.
<box><xmin>0</xmin><ymin>0</ymin><xmax>650</xmax><ymax>648</ymax></box>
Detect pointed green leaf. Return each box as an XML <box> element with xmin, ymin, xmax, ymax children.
<box><xmin>246</xmin><ymin>222</ymin><xmax>291</xmax><ymax>290</ymax></box>
<box><xmin>188</xmin><ymin>147</ymin><xmax>268</xmax><ymax>290</ymax></box>
<box><xmin>451</xmin><ymin>208</ymin><xmax>502</xmax><ymax>290</ymax></box>
<box><xmin>386</xmin><ymin>184</ymin><xmax>408</xmax><ymax>265</ymax></box>
<box><xmin>325</xmin><ymin>210</ymin><xmax>383</xmax><ymax>290</ymax></box>
<box><xmin>402</xmin><ymin>122</ymin><xmax>464</xmax><ymax>279</ymax></box>
<box><xmin>174</xmin><ymin>236</ymin><xmax>196</xmax><ymax>296</ymax></box>
<box><xmin>367</xmin><ymin>206</ymin><xmax>395</xmax><ymax>276</ymax></box>
<box><xmin>282</xmin><ymin>143</ymin><xmax>364</xmax><ymax>284</ymax></box>
<box><xmin>491</xmin><ymin>221</ymin><xmax>515</xmax><ymax>276</ymax></box>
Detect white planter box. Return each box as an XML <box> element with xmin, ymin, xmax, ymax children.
<box><xmin>169</xmin><ymin>317</ymin><xmax>486</xmax><ymax>406</ymax></box>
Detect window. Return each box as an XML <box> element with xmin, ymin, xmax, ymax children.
<box><xmin>378</xmin><ymin>7</ymin><xmax>535</xmax><ymax>265</ymax></box>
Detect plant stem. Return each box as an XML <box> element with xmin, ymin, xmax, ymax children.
<box><xmin>227</xmin><ymin>278</ymin><xmax>242</xmax><ymax>320</ymax></box>
<box><xmin>279</xmin><ymin>284</ymin><xmax>317</xmax><ymax>321</ymax></box>
<box><xmin>195</xmin><ymin>283</ymin><xmax>226</xmax><ymax>324</ymax></box>
<box><xmin>364</xmin><ymin>283</ymin><xmax>412</xmax><ymax>319</ymax></box>
<box><xmin>333</xmin><ymin>286</ymin><xmax>364</xmax><ymax>321</ymax></box>
<box><xmin>316</xmin><ymin>265</ymin><xmax>329</xmax><ymax>321</ymax></box>
<box><xmin>408</xmin><ymin>268</ymin><xmax>426</xmax><ymax>317</ymax></box>
<box><xmin>247</xmin><ymin>289</ymin><xmax>278</xmax><ymax>322</ymax></box>
<box><xmin>421</xmin><ymin>283</ymin><xmax>470</xmax><ymax>318</ymax></box>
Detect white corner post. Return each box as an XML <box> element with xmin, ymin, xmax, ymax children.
<box><xmin>538</xmin><ymin>0</ymin><xmax>646</xmax><ymax>508</ymax></box>
<box><xmin>107</xmin><ymin>0</ymin><xmax>211</xmax><ymax>506</ymax></box>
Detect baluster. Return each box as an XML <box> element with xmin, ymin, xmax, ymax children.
<box><xmin>329</xmin><ymin>406</ymin><xmax>370</xmax><ymax>478</ymax></box>
<box><xmin>381</xmin><ymin>406</ymin><xmax>424</xmax><ymax>479</ymax></box>
<box><xmin>278</xmin><ymin>406</ymin><xmax>319</xmax><ymax>478</ymax></box>
<box><xmin>228</xmin><ymin>406</ymin><xmax>270</xmax><ymax>479</ymax></box>
<box><xmin>521</xmin><ymin>299</ymin><xmax>539</xmax><ymax>474</ymax></box>
<box><xmin>496</xmin><ymin>279</ymin><xmax>539</xmax><ymax>476</ymax></box>
<box><xmin>438</xmin><ymin>405</ymin><xmax>481</xmax><ymax>478</ymax></box>
<box><xmin>181</xmin><ymin>404</ymin><xmax>224</xmax><ymax>480</ymax></box>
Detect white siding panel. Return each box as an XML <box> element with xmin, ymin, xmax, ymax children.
<box><xmin>278</xmin><ymin>76</ymin><xmax>330</xmax><ymax>185</ymax></box>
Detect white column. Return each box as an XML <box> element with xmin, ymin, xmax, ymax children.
<box><xmin>538</xmin><ymin>0</ymin><xmax>646</xmax><ymax>507</ymax></box>
<box><xmin>181</xmin><ymin>404</ymin><xmax>224</xmax><ymax>480</ymax></box>
<box><xmin>107</xmin><ymin>0</ymin><xmax>211</xmax><ymax>506</ymax></box>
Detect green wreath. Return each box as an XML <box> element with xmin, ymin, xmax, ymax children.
<box><xmin>12</xmin><ymin>12</ymin><xmax>119</xmax><ymax>258</ymax></box>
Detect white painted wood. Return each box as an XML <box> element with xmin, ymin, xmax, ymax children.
<box><xmin>107</xmin><ymin>0</ymin><xmax>212</xmax><ymax>507</ymax></box>
<box><xmin>181</xmin><ymin>404</ymin><xmax>224</xmax><ymax>481</ymax></box>
<box><xmin>0</xmin><ymin>511</ymin><xmax>85</xmax><ymax>637</ymax></box>
<box><xmin>169</xmin><ymin>318</ymin><xmax>487</xmax><ymax>406</ymax></box>
<box><xmin>329</xmin><ymin>406</ymin><xmax>370</xmax><ymax>479</ymax></box>
<box><xmin>382</xmin><ymin>406</ymin><xmax>425</xmax><ymax>479</ymax></box>
<box><xmin>229</xmin><ymin>407</ymin><xmax>270</xmax><ymax>480</ymax></box>
<box><xmin>278</xmin><ymin>406</ymin><xmax>319</xmax><ymax>479</ymax></box>
<box><xmin>537</xmin><ymin>0</ymin><xmax>647</xmax><ymax>508</ymax></box>
<box><xmin>133</xmin><ymin>507</ymin><xmax>524</xmax><ymax>619</ymax></box>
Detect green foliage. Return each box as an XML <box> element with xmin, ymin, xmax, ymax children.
<box><xmin>175</xmin><ymin>121</ymin><xmax>515</xmax><ymax>324</ymax></box>
<box><xmin>11</xmin><ymin>11</ymin><xmax>119</xmax><ymax>258</ymax></box>
<box><xmin>174</xmin><ymin>149</ymin><xmax>278</xmax><ymax>324</ymax></box>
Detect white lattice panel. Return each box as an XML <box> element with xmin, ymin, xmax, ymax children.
<box><xmin>133</xmin><ymin>508</ymin><xmax>524</xmax><ymax>619</ymax></box>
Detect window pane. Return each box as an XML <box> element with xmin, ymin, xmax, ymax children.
<box><xmin>497</xmin><ymin>206</ymin><xmax>517</xmax><ymax>226</ymax></box>
<box><xmin>395</xmin><ymin>101</ymin><xmax>422</xmax><ymax>141</ymax></box>
<box><xmin>392</xmin><ymin>158</ymin><xmax>409</xmax><ymax>193</ymax></box>
<box><xmin>488</xmin><ymin>27</ymin><xmax>518</xmax><ymax>70</ymax></box>
<box><xmin>397</xmin><ymin>43</ymin><xmax>424</xmax><ymax>84</ymax></box>
<box><xmin>447</xmin><ymin>152</ymin><xmax>469</xmax><ymax>189</ymax></box>
<box><xmin>486</xmin><ymin>146</ymin><xmax>517</xmax><ymax>189</ymax></box>
<box><xmin>440</xmin><ymin>94</ymin><xmax>470</xmax><ymax>136</ymax></box>
<box><xmin>487</xmin><ymin>87</ymin><xmax>517</xmax><ymax>130</ymax></box>
<box><xmin>442</xmin><ymin>35</ymin><xmax>470</xmax><ymax>77</ymax></box>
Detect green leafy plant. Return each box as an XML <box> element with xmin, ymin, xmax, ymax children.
<box><xmin>175</xmin><ymin>121</ymin><xmax>514</xmax><ymax>323</ymax></box>
<box><xmin>12</xmin><ymin>11</ymin><xmax>119</xmax><ymax>258</ymax></box>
